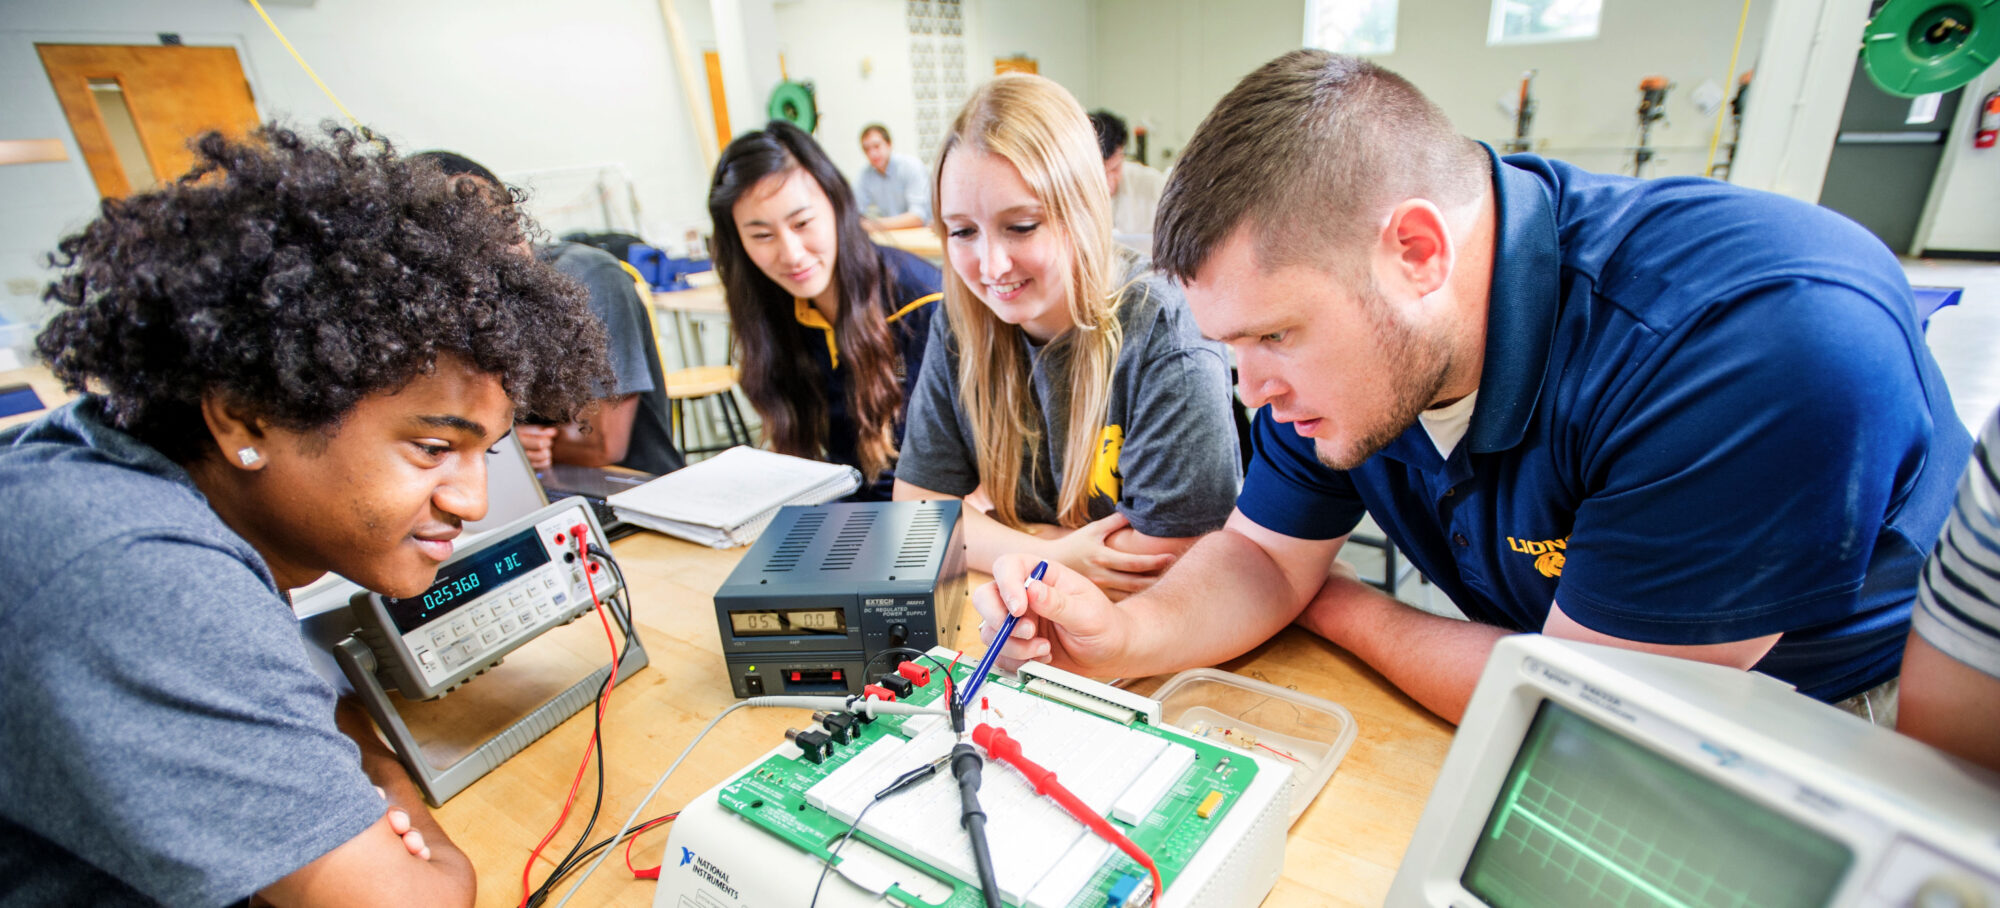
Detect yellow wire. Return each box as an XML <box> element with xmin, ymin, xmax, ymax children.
<box><xmin>245</xmin><ymin>0</ymin><xmax>365</xmax><ymax>130</ymax></box>
<box><xmin>1705</xmin><ymin>0</ymin><xmax>1753</xmax><ymax>177</ymax></box>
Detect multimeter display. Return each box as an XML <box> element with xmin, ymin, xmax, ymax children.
<box><xmin>383</xmin><ymin>528</ymin><xmax>551</xmax><ymax>633</ymax></box>
<box><xmin>728</xmin><ymin>608</ymin><xmax>848</xmax><ymax>636</ymax></box>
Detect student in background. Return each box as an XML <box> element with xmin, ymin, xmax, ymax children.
<box><xmin>855</xmin><ymin>123</ymin><xmax>931</xmax><ymax>230</ymax></box>
<box><xmin>1088</xmin><ymin>110</ymin><xmax>1168</xmax><ymax>238</ymax></box>
<box><xmin>710</xmin><ymin>120</ymin><xmax>942</xmax><ymax>499</ymax></box>
<box><xmin>895</xmin><ymin>74</ymin><xmax>1240</xmax><ymax>595</ymax></box>
<box><xmin>1900</xmin><ymin>406</ymin><xmax>2000</xmax><ymax>772</ymax></box>
<box><xmin>0</xmin><ymin>124</ymin><xmax>611</xmax><ymax>905</ymax></box>
<box><xmin>409</xmin><ymin>151</ymin><xmax>683</xmax><ymax>476</ymax></box>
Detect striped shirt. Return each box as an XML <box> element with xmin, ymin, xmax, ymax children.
<box><xmin>1915</xmin><ymin>408</ymin><xmax>2000</xmax><ymax>678</ymax></box>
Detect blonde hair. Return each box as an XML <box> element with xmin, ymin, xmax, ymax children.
<box><xmin>931</xmin><ymin>74</ymin><xmax>1124</xmax><ymax>529</ymax></box>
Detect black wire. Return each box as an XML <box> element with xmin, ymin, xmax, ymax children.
<box><xmin>951</xmin><ymin>743</ymin><xmax>1003</xmax><ymax>908</ymax></box>
<box><xmin>965</xmin><ymin>812</ymin><xmax>1002</xmax><ymax>908</ymax></box>
<box><xmin>809</xmin><ymin>798</ymin><xmax>880</xmax><ymax>908</ymax></box>
<box><xmin>524</xmin><ymin>811</ymin><xmax>679</xmax><ymax>907</ymax></box>
<box><xmin>526</xmin><ymin>544</ymin><xmax>637</xmax><ymax>905</ymax></box>
<box><xmin>530</xmin><ymin>668</ymin><xmax>610</xmax><ymax>902</ymax></box>
<box><xmin>810</xmin><ymin>756</ymin><xmax>949</xmax><ymax>908</ymax></box>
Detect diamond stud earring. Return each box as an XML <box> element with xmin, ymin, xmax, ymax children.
<box><xmin>237</xmin><ymin>447</ymin><xmax>262</xmax><ymax>467</ymax></box>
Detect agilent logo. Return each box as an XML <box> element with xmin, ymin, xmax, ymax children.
<box><xmin>1507</xmin><ymin>535</ymin><xmax>1569</xmax><ymax>578</ymax></box>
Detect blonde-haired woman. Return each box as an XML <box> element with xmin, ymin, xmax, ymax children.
<box><xmin>894</xmin><ymin>74</ymin><xmax>1240</xmax><ymax>596</ymax></box>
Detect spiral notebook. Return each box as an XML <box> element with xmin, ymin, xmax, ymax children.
<box><xmin>606</xmin><ymin>446</ymin><xmax>861</xmax><ymax>548</ymax></box>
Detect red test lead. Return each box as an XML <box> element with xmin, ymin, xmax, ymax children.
<box><xmin>971</xmin><ymin>723</ymin><xmax>1163</xmax><ymax>902</ymax></box>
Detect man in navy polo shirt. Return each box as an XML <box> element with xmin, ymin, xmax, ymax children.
<box><xmin>967</xmin><ymin>50</ymin><xmax>1969</xmax><ymax>724</ymax></box>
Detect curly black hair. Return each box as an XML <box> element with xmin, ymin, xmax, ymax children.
<box><xmin>36</xmin><ymin>122</ymin><xmax>611</xmax><ymax>464</ymax></box>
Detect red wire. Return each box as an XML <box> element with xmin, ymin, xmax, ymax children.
<box><xmin>623</xmin><ymin>811</ymin><xmax>681</xmax><ymax>880</ymax></box>
<box><xmin>1253</xmin><ymin>741</ymin><xmax>1300</xmax><ymax>761</ymax></box>
<box><xmin>517</xmin><ymin>525</ymin><xmax>624</xmax><ymax>908</ymax></box>
<box><xmin>972</xmin><ymin>723</ymin><xmax>1164</xmax><ymax>901</ymax></box>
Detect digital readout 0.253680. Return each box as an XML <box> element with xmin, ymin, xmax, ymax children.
<box><xmin>383</xmin><ymin>528</ymin><xmax>552</xmax><ymax>634</ymax></box>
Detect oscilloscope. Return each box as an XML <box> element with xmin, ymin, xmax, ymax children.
<box><xmin>1389</xmin><ymin>635</ymin><xmax>2000</xmax><ymax>908</ymax></box>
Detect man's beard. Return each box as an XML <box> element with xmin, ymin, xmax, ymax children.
<box><xmin>1315</xmin><ymin>281</ymin><xmax>1453</xmax><ymax>471</ymax></box>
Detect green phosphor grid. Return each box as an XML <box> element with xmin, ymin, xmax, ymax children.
<box><xmin>1463</xmin><ymin>702</ymin><xmax>1851</xmax><ymax>908</ymax></box>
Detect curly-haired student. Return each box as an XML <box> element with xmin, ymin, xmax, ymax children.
<box><xmin>0</xmin><ymin>123</ymin><xmax>609</xmax><ymax>906</ymax></box>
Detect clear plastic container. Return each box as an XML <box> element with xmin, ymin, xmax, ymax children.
<box><xmin>1152</xmin><ymin>667</ymin><xmax>1357</xmax><ymax>825</ymax></box>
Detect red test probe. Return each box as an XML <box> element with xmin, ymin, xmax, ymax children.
<box><xmin>971</xmin><ymin>723</ymin><xmax>1163</xmax><ymax>902</ymax></box>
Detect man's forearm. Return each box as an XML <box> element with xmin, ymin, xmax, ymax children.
<box><xmin>1296</xmin><ymin>576</ymin><xmax>1511</xmax><ymax>724</ymax></box>
<box><xmin>1111</xmin><ymin>528</ymin><xmax>1314</xmax><ymax>677</ymax></box>
<box><xmin>551</xmin><ymin>395</ymin><xmax>638</xmax><ymax>467</ymax></box>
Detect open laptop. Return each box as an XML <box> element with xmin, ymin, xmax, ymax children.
<box><xmin>535</xmin><ymin>461</ymin><xmax>655</xmax><ymax>542</ymax></box>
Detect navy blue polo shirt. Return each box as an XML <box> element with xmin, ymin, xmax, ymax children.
<box><xmin>794</xmin><ymin>244</ymin><xmax>941</xmax><ymax>499</ymax></box>
<box><xmin>1237</xmin><ymin>149</ymin><xmax>1971</xmax><ymax>702</ymax></box>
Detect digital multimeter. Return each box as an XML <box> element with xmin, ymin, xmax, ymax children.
<box><xmin>349</xmin><ymin>497</ymin><xmax>622</xmax><ymax>700</ymax></box>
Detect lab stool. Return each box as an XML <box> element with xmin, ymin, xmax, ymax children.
<box><xmin>666</xmin><ymin>365</ymin><xmax>753</xmax><ymax>458</ymax></box>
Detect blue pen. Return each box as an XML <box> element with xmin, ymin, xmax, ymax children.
<box><xmin>958</xmin><ymin>560</ymin><xmax>1048</xmax><ymax>710</ymax></box>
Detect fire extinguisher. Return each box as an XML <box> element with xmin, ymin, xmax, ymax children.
<box><xmin>1977</xmin><ymin>90</ymin><xmax>2000</xmax><ymax>149</ymax></box>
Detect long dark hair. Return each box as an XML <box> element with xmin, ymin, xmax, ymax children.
<box><xmin>709</xmin><ymin>120</ymin><xmax>904</xmax><ymax>480</ymax></box>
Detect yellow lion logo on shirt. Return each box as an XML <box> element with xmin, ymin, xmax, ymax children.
<box><xmin>1509</xmin><ymin>535</ymin><xmax>1570</xmax><ymax>578</ymax></box>
<box><xmin>1090</xmin><ymin>425</ymin><xmax>1124</xmax><ymax>500</ymax></box>
<box><xmin>1535</xmin><ymin>550</ymin><xmax>1565</xmax><ymax>578</ymax></box>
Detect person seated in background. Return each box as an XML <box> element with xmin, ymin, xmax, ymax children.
<box><xmin>1088</xmin><ymin>109</ymin><xmax>1168</xmax><ymax>238</ymax></box>
<box><xmin>969</xmin><ymin>51</ymin><xmax>1969</xmax><ymax>725</ymax></box>
<box><xmin>1899</xmin><ymin>405</ymin><xmax>2000</xmax><ymax>772</ymax></box>
<box><xmin>409</xmin><ymin>151</ymin><xmax>683</xmax><ymax>476</ymax></box>
<box><xmin>709</xmin><ymin>120</ymin><xmax>942</xmax><ymax>500</ymax></box>
<box><xmin>894</xmin><ymin>74</ymin><xmax>1241</xmax><ymax>597</ymax></box>
<box><xmin>855</xmin><ymin>123</ymin><xmax>931</xmax><ymax>231</ymax></box>
<box><xmin>0</xmin><ymin>123</ymin><xmax>612</xmax><ymax>905</ymax></box>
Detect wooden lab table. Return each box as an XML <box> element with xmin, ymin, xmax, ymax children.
<box><xmin>872</xmin><ymin>225</ymin><xmax>943</xmax><ymax>263</ymax></box>
<box><xmin>650</xmin><ymin>279</ymin><xmax>729</xmax><ymax>370</ymax></box>
<box><xmin>435</xmin><ymin>532</ymin><xmax>1456</xmax><ymax>907</ymax></box>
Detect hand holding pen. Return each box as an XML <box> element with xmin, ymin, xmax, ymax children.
<box><xmin>970</xmin><ymin>553</ymin><xmax>1130</xmax><ymax>678</ymax></box>
<box><xmin>959</xmin><ymin>561</ymin><xmax>1047</xmax><ymax>712</ymax></box>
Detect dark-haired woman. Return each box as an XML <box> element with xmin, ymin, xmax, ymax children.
<box><xmin>709</xmin><ymin>120</ymin><xmax>941</xmax><ymax>499</ymax></box>
<box><xmin>0</xmin><ymin>124</ymin><xmax>609</xmax><ymax>905</ymax></box>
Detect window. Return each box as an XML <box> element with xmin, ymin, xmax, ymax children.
<box><xmin>1307</xmin><ymin>0</ymin><xmax>1398</xmax><ymax>56</ymax></box>
<box><xmin>1487</xmin><ymin>0</ymin><xmax>1601</xmax><ymax>45</ymax></box>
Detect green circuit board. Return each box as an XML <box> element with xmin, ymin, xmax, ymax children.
<box><xmin>716</xmin><ymin>664</ymin><xmax>1257</xmax><ymax>907</ymax></box>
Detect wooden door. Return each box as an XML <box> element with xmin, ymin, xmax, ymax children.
<box><xmin>703</xmin><ymin>50</ymin><xmax>731</xmax><ymax>152</ymax></box>
<box><xmin>37</xmin><ymin>44</ymin><xmax>261</xmax><ymax>198</ymax></box>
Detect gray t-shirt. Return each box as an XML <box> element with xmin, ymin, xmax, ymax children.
<box><xmin>542</xmin><ymin>243</ymin><xmax>684</xmax><ymax>476</ymax></box>
<box><xmin>899</xmin><ymin>255</ymin><xmax>1240</xmax><ymax>537</ymax></box>
<box><xmin>0</xmin><ymin>398</ymin><xmax>381</xmax><ymax>906</ymax></box>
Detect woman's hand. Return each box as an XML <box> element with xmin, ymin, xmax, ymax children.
<box><xmin>1044</xmin><ymin>512</ymin><xmax>1176</xmax><ymax>597</ymax></box>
